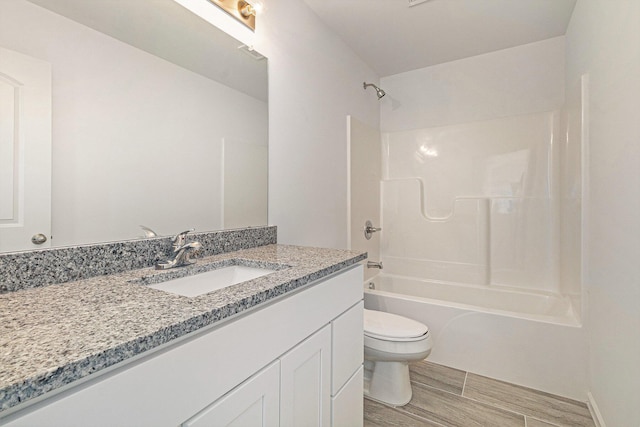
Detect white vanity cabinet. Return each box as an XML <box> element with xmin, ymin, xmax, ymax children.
<box><xmin>2</xmin><ymin>265</ymin><xmax>363</xmax><ymax>427</ymax></box>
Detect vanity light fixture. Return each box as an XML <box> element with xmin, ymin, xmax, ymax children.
<box><xmin>207</xmin><ymin>0</ymin><xmax>257</xmax><ymax>31</ymax></box>
<box><xmin>238</xmin><ymin>0</ymin><xmax>255</xmax><ymax>17</ymax></box>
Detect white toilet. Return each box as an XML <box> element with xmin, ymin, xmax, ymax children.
<box><xmin>363</xmin><ymin>309</ymin><xmax>433</xmax><ymax>406</ymax></box>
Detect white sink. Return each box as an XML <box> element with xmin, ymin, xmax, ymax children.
<box><xmin>147</xmin><ymin>265</ymin><xmax>276</xmax><ymax>297</ymax></box>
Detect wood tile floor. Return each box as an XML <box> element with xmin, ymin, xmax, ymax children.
<box><xmin>364</xmin><ymin>361</ymin><xmax>596</xmax><ymax>427</ymax></box>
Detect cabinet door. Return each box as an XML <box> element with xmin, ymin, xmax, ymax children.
<box><xmin>331</xmin><ymin>366</ymin><xmax>364</xmax><ymax>427</ymax></box>
<box><xmin>182</xmin><ymin>361</ymin><xmax>280</xmax><ymax>427</ymax></box>
<box><xmin>331</xmin><ymin>301</ymin><xmax>364</xmax><ymax>395</ymax></box>
<box><xmin>280</xmin><ymin>325</ymin><xmax>331</xmax><ymax>427</ymax></box>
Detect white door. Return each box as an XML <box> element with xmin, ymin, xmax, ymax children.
<box><xmin>0</xmin><ymin>46</ymin><xmax>51</xmax><ymax>252</ymax></box>
<box><xmin>280</xmin><ymin>325</ymin><xmax>332</xmax><ymax>427</ymax></box>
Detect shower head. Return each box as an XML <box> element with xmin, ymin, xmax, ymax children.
<box><xmin>363</xmin><ymin>82</ymin><xmax>386</xmax><ymax>99</ymax></box>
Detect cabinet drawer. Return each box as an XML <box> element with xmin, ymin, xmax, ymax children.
<box><xmin>331</xmin><ymin>301</ymin><xmax>364</xmax><ymax>395</ymax></box>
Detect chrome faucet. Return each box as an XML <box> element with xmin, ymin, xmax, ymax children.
<box><xmin>156</xmin><ymin>229</ymin><xmax>202</xmax><ymax>270</ymax></box>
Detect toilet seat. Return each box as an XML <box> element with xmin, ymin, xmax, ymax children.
<box><xmin>364</xmin><ymin>309</ymin><xmax>428</xmax><ymax>342</ymax></box>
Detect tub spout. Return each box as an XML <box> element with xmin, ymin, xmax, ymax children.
<box><xmin>367</xmin><ymin>261</ymin><xmax>383</xmax><ymax>269</ymax></box>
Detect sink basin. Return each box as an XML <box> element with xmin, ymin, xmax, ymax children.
<box><xmin>146</xmin><ymin>265</ymin><xmax>276</xmax><ymax>297</ymax></box>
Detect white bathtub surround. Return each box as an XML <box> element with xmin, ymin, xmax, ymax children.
<box><xmin>381</xmin><ymin>111</ymin><xmax>567</xmax><ymax>295</ymax></box>
<box><xmin>378</xmin><ymin>37</ymin><xmax>578</xmax><ymax>303</ymax></box>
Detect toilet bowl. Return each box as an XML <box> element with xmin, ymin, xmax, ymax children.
<box><xmin>363</xmin><ymin>309</ymin><xmax>433</xmax><ymax>406</ymax></box>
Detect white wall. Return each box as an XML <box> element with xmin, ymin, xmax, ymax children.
<box><xmin>380</xmin><ymin>37</ymin><xmax>565</xmax><ymax>132</ymax></box>
<box><xmin>223</xmin><ymin>139</ymin><xmax>268</xmax><ymax>229</ymax></box>
<box><xmin>348</xmin><ymin>116</ymin><xmax>381</xmax><ymax>281</ymax></box>
<box><xmin>0</xmin><ymin>0</ymin><xmax>267</xmax><ymax>246</ymax></box>
<box><xmin>254</xmin><ymin>0</ymin><xmax>380</xmax><ymax>249</ymax></box>
<box><xmin>565</xmin><ymin>1</ymin><xmax>640</xmax><ymax>425</ymax></box>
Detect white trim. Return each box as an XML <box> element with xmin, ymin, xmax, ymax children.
<box><xmin>587</xmin><ymin>391</ymin><xmax>606</xmax><ymax>427</ymax></box>
<box><xmin>461</xmin><ymin>371</ymin><xmax>468</xmax><ymax>396</ymax></box>
<box><xmin>580</xmin><ymin>73</ymin><xmax>590</xmax><ymax>322</ymax></box>
<box><xmin>220</xmin><ymin>138</ymin><xmax>226</xmax><ymax>228</ymax></box>
<box><xmin>346</xmin><ymin>115</ymin><xmax>352</xmax><ymax>250</ymax></box>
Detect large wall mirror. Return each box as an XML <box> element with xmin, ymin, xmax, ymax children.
<box><xmin>0</xmin><ymin>0</ymin><xmax>268</xmax><ymax>252</ymax></box>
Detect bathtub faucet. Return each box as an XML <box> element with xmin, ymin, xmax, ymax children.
<box><xmin>367</xmin><ymin>261</ymin><xmax>383</xmax><ymax>269</ymax></box>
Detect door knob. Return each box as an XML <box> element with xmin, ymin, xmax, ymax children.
<box><xmin>31</xmin><ymin>233</ymin><xmax>47</xmax><ymax>245</ymax></box>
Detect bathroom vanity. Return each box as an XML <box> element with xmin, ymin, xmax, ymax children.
<box><xmin>0</xmin><ymin>240</ymin><xmax>365</xmax><ymax>426</ymax></box>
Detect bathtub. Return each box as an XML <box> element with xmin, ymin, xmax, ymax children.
<box><xmin>364</xmin><ymin>273</ymin><xmax>588</xmax><ymax>401</ymax></box>
<box><xmin>366</xmin><ymin>274</ymin><xmax>579</xmax><ymax>326</ymax></box>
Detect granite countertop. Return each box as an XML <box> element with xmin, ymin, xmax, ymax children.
<box><xmin>0</xmin><ymin>244</ymin><xmax>366</xmax><ymax>414</ymax></box>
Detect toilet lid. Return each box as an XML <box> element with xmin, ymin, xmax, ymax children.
<box><xmin>364</xmin><ymin>309</ymin><xmax>428</xmax><ymax>340</ymax></box>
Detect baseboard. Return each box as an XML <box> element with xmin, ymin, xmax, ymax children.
<box><xmin>587</xmin><ymin>392</ymin><xmax>606</xmax><ymax>427</ymax></box>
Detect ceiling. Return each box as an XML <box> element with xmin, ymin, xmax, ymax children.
<box><xmin>303</xmin><ymin>0</ymin><xmax>577</xmax><ymax>77</ymax></box>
